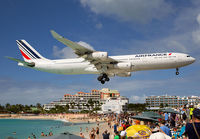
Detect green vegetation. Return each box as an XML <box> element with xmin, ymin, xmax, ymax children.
<box><xmin>0</xmin><ymin>102</ymin><xmax>102</xmax><ymax>114</ymax></box>
<box><xmin>128</xmin><ymin>103</ymin><xmax>147</xmax><ymax>112</ymax></box>
<box><xmin>0</xmin><ymin>103</ymin><xmax>43</xmax><ymax>114</ymax></box>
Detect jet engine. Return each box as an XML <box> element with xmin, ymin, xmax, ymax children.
<box><xmin>89</xmin><ymin>52</ymin><xmax>108</xmax><ymax>60</ymax></box>
<box><xmin>116</xmin><ymin>72</ymin><xmax>131</xmax><ymax>77</ymax></box>
<box><xmin>114</xmin><ymin>62</ymin><xmax>132</xmax><ymax>70</ymax></box>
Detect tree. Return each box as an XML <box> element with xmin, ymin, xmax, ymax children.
<box><xmin>86</xmin><ymin>103</ymin><xmax>90</xmax><ymax>110</ymax></box>
<box><xmin>160</xmin><ymin>103</ymin><xmax>164</xmax><ymax>108</ymax></box>
<box><xmin>88</xmin><ymin>98</ymin><xmax>94</xmax><ymax>109</ymax></box>
<box><xmin>5</xmin><ymin>103</ymin><xmax>11</xmax><ymax>111</ymax></box>
<box><xmin>36</xmin><ymin>103</ymin><xmax>42</xmax><ymax>109</ymax></box>
<box><xmin>0</xmin><ymin>105</ymin><xmax>5</xmax><ymax>113</ymax></box>
<box><xmin>128</xmin><ymin>103</ymin><xmax>147</xmax><ymax>112</ymax></box>
<box><xmin>64</xmin><ymin>104</ymin><xmax>69</xmax><ymax>111</ymax></box>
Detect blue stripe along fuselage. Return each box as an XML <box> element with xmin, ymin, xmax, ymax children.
<box><xmin>18</xmin><ymin>40</ymin><xmax>41</xmax><ymax>59</ymax></box>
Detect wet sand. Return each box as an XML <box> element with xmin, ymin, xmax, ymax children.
<box><xmin>77</xmin><ymin>120</ymin><xmax>115</xmax><ymax>139</ymax></box>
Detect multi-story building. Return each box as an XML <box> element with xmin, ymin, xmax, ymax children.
<box><xmin>101</xmin><ymin>96</ymin><xmax>129</xmax><ymax>114</ymax></box>
<box><xmin>44</xmin><ymin>88</ymin><xmax>121</xmax><ymax>110</ymax></box>
<box><xmin>146</xmin><ymin>95</ymin><xmax>200</xmax><ymax>107</ymax></box>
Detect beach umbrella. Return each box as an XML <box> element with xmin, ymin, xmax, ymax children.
<box><xmin>161</xmin><ymin>108</ymin><xmax>181</xmax><ymax>114</ymax></box>
<box><xmin>131</xmin><ymin>115</ymin><xmax>159</xmax><ymax>122</ymax></box>
<box><xmin>142</xmin><ymin>111</ymin><xmax>163</xmax><ymax>119</ymax></box>
<box><xmin>126</xmin><ymin>125</ymin><xmax>151</xmax><ymax>138</ymax></box>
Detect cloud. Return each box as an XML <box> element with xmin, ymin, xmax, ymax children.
<box><xmin>52</xmin><ymin>41</ymin><xmax>94</xmax><ymax>58</ymax></box>
<box><xmin>95</xmin><ymin>23</ymin><xmax>103</xmax><ymax>29</ymax></box>
<box><xmin>112</xmin><ymin>33</ymin><xmax>191</xmax><ymax>56</ymax></box>
<box><xmin>192</xmin><ymin>13</ymin><xmax>200</xmax><ymax>45</ymax></box>
<box><xmin>77</xmin><ymin>41</ymin><xmax>94</xmax><ymax>51</ymax></box>
<box><xmin>80</xmin><ymin>0</ymin><xmax>173</xmax><ymax>23</ymax></box>
<box><xmin>0</xmin><ymin>78</ymin><xmax>68</xmax><ymax>105</ymax></box>
<box><xmin>130</xmin><ymin>95</ymin><xmax>146</xmax><ymax>103</ymax></box>
<box><xmin>53</xmin><ymin>46</ymin><xmax>76</xmax><ymax>59</ymax></box>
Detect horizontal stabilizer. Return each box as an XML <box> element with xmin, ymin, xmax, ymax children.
<box><xmin>6</xmin><ymin>56</ymin><xmax>35</xmax><ymax>67</ymax></box>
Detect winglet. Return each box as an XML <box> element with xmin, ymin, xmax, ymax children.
<box><xmin>50</xmin><ymin>30</ymin><xmax>63</xmax><ymax>39</ymax></box>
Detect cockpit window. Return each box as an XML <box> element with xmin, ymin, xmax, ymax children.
<box><xmin>187</xmin><ymin>55</ymin><xmax>190</xmax><ymax>57</ymax></box>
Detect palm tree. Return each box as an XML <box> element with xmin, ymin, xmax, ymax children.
<box><xmin>88</xmin><ymin>98</ymin><xmax>94</xmax><ymax>109</ymax></box>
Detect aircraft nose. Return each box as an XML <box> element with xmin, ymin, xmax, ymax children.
<box><xmin>190</xmin><ymin>57</ymin><xmax>195</xmax><ymax>63</ymax></box>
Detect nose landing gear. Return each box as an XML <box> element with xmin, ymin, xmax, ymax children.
<box><xmin>97</xmin><ymin>74</ymin><xmax>110</xmax><ymax>84</ymax></box>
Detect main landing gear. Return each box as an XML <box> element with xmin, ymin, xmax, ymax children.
<box><xmin>176</xmin><ymin>68</ymin><xmax>179</xmax><ymax>75</ymax></box>
<box><xmin>97</xmin><ymin>74</ymin><xmax>110</xmax><ymax>84</ymax></box>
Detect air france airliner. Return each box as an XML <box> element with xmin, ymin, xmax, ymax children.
<box><xmin>7</xmin><ymin>30</ymin><xmax>195</xmax><ymax>84</ymax></box>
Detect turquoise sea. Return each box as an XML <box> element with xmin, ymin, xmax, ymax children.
<box><xmin>0</xmin><ymin>119</ymin><xmax>94</xmax><ymax>139</ymax></box>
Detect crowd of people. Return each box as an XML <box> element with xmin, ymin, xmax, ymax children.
<box><xmin>84</xmin><ymin>105</ymin><xmax>200</xmax><ymax>139</ymax></box>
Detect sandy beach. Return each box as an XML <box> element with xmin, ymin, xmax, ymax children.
<box><xmin>82</xmin><ymin>120</ymin><xmax>115</xmax><ymax>139</ymax></box>
<box><xmin>0</xmin><ymin>113</ymin><xmax>115</xmax><ymax>139</ymax></box>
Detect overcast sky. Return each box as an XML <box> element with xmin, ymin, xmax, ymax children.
<box><xmin>0</xmin><ymin>0</ymin><xmax>200</xmax><ymax>105</ymax></box>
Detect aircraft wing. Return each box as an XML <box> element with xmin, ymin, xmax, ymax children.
<box><xmin>51</xmin><ymin>30</ymin><xmax>118</xmax><ymax>72</ymax></box>
<box><xmin>51</xmin><ymin>30</ymin><xmax>94</xmax><ymax>56</ymax></box>
<box><xmin>6</xmin><ymin>56</ymin><xmax>35</xmax><ymax>67</ymax></box>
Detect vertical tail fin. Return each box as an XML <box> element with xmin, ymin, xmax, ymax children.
<box><xmin>16</xmin><ymin>40</ymin><xmax>46</xmax><ymax>61</ymax></box>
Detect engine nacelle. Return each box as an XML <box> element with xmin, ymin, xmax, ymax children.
<box><xmin>89</xmin><ymin>52</ymin><xmax>108</xmax><ymax>60</ymax></box>
<box><xmin>116</xmin><ymin>72</ymin><xmax>131</xmax><ymax>77</ymax></box>
<box><xmin>114</xmin><ymin>62</ymin><xmax>132</xmax><ymax>70</ymax></box>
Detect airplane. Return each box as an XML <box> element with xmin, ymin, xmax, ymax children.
<box><xmin>7</xmin><ymin>30</ymin><xmax>195</xmax><ymax>84</ymax></box>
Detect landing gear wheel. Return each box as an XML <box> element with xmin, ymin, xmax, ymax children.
<box><xmin>97</xmin><ymin>76</ymin><xmax>103</xmax><ymax>81</ymax></box>
<box><xmin>105</xmin><ymin>77</ymin><xmax>110</xmax><ymax>82</ymax></box>
<box><xmin>102</xmin><ymin>74</ymin><xmax>108</xmax><ymax>78</ymax></box>
<box><xmin>101</xmin><ymin>80</ymin><xmax>105</xmax><ymax>84</ymax></box>
<box><xmin>98</xmin><ymin>73</ymin><xmax>110</xmax><ymax>84</ymax></box>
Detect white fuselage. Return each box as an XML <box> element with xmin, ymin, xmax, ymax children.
<box><xmin>21</xmin><ymin>52</ymin><xmax>195</xmax><ymax>76</ymax></box>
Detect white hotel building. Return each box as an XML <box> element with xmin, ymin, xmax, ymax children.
<box><xmin>44</xmin><ymin>88</ymin><xmax>128</xmax><ymax>111</ymax></box>
<box><xmin>146</xmin><ymin>95</ymin><xmax>200</xmax><ymax>107</ymax></box>
<box><xmin>101</xmin><ymin>96</ymin><xmax>129</xmax><ymax>114</ymax></box>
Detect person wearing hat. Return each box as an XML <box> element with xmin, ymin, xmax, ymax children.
<box><xmin>185</xmin><ymin>108</ymin><xmax>200</xmax><ymax>139</ymax></box>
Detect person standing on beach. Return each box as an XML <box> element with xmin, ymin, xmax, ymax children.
<box><xmin>90</xmin><ymin>128</ymin><xmax>96</xmax><ymax>139</ymax></box>
<box><xmin>86</xmin><ymin>127</ymin><xmax>89</xmax><ymax>132</ymax></box>
<box><xmin>102</xmin><ymin>130</ymin><xmax>110</xmax><ymax>139</ymax></box>
<box><xmin>96</xmin><ymin>127</ymin><xmax>99</xmax><ymax>139</ymax></box>
<box><xmin>114</xmin><ymin>131</ymin><xmax>120</xmax><ymax>139</ymax></box>
<box><xmin>113</xmin><ymin>122</ymin><xmax>117</xmax><ymax>133</ymax></box>
<box><xmin>185</xmin><ymin>108</ymin><xmax>200</xmax><ymax>139</ymax></box>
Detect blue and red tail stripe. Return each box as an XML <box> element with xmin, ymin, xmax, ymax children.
<box><xmin>16</xmin><ymin>40</ymin><xmax>41</xmax><ymax>60</ymax></box>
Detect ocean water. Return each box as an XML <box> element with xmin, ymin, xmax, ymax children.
<box><xmin>0</xmin><ymin>119</ymin><xmax>94</xmax><ymax>139</ymax></box>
